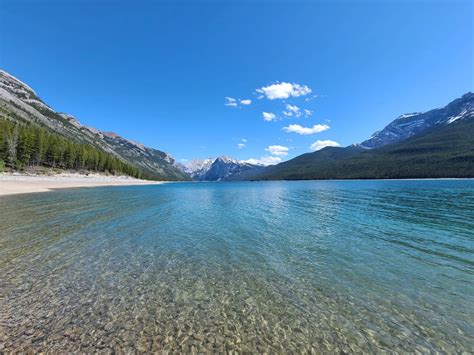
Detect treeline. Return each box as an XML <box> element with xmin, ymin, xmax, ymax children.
<box><xmin>0</xmin><ymin>119</ymin><xmax>148</xmax><ymax>179</ymax></box>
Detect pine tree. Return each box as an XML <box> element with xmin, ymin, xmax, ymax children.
<box><xmin>0</xmin><ymin>119</ymin><xmax>152</xmax><ymax>179</ymax></box>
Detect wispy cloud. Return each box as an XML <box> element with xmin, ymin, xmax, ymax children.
<box><xmin>262</xmin><ymin>112</ymin><xmax>277</xmax><ymax>121</ymax></box>
<box><xmin>237</xmin><ymin>138</ymin><xmax>247</xmax><ymax>149</ymax></box>
<box><xmin>282</xmin><ymin>103</ymin><xmax>301</xmax><ymax>117</ymax></box>
<box><xmin>265</xmin><ymin>145</ymin><xmax>289</xmax><ymax>156</ymax></box>
<box><xmin>224</xmin><ymin>97</ymin><xmax>238</xmax><ymax>107</ymax></box>
<box><xmin>304</xmin><ymin>94</ymin><xmax>319</xmax><ymax>102</ymax></box>
<box><xmin>256</xmin><ymin>82</ymin><xmax>312</xmax><ymax>100</ymax></box>
<box><xmin>225</xmin><ymin>97</ymin><xmax>252</xmax><ymax>108</ymax></box>
<box><xmin>244</xmin><ymin>156</ymin><xmax>282</xmax><ymax>166</ymax></box>
<box><xmin>304</xmin><ymin>109</ymin><xmax>313</xmax><ymax>117</ymax></box>
<box><xmin>310</xmin><ymin>139</ymin><xmax>340</xmax><ymax>151</ymax></box>
<box><xmin>283</xmin><ymin>123</ymin><xmax>330</xmax><ymax>135</ymax></box>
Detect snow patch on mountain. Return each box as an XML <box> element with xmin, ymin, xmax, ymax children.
<box><xmin>361</xmin><ymin>93</ymin><xmax>473</xmax><ymax>148</ymax></box>
<box><xmin>446</xmin><ymin>109</ymin><xmax>468</xmax><ymax>124</ymax></box>
<box><xmin>398</xmin><ymin>113</ymin><xmax>422</xmax><ymax>119</ymax></box>
<box><xmin>181</xmin><ymin>156</ymin><xmax>263</xmax><ymax>181</ymax></box>
<box><xmin>183</xmin><ymin>158</ymin><xmax>214</xmax><ymax>174</ymax></box>
<box><xmin>202</xmin><ymin>156</ymin><xmax>261</xmax><ymax>181</ymax></box>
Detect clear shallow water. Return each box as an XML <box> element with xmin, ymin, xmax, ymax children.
<box><xmin>1</xmin><ymin>180</ymin><xmax>473</xmax><ymax>353</ymax></box>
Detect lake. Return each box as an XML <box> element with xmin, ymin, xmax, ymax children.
<box><xmin>1</xmin><ymin>180</ymin><xmax>473</xmax><ymax>352</ymax></box>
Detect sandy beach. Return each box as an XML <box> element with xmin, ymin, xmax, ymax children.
<box><xmin>0</xmin><ymin>173</ymin><xmax>166</xmax><ymax>196</ymax></box>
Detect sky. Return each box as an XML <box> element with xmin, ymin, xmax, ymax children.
<box><xmin>0</xmin><ymin>0</ymin><xmax>472</xmax><ymax>164</ymax></box>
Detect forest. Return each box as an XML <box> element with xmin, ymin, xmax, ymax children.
<box><xmin>0</xmin><ymin>119</ymin><xmax>147</xmax><ymax>179</ymax></box>
<box><xmin>252</xmin><ymin>118</ymin><xmax>474</xmax><ymax>180</ymax></box>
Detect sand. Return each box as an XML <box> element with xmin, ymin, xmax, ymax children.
<box><xmin>0</xmin><ymin>172</ymin><xmax>167</xmax><ymax>196</ymax></box>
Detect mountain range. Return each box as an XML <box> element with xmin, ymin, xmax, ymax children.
<box><xmin>251</xmin><ymin>93</ymin><xmax>473</xmax><ymax>180</ymax></box>
<box><xmin>0</xmin><ymin>70</ymin><xmax>189</xmax><ymax>180</ymax></box>
<box><xmin>361</xmin><ymin>93</ymin><xmax>473</xmax><ymax>148</ymax></box>
<box><xmin>1</xmin><ymin>69</ymin><xmax>472</xmax><ymax>181</ymax></box>
<box><xmin>181</xmin><ymin>156</ymin><xmax>265</xmax><ymax>181</ymax></box>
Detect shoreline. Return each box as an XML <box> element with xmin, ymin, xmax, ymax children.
<box><xmin>0</xmin><ymin>173</ymin><xmax>167</xmax><ymax>196</ymax></box>
<box><xmin>2</xmin><ymin>174</ymin><xmax>472</xmax><ymax>196</ymax></box>
<box><xmin>248</xmin><ymin>177</ymin><xmax>474</xmax><ymax>182</ymax></box>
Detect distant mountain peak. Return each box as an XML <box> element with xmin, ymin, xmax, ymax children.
<box><xmin>202</xmin><ymin>156</ymin><xmax>263</xmax><ymax>181</ymax></box>
<box><xmin>179</xmin><ymin>156</ymin><xmax>262</xmax><ymax>181</ymax></box>
<box><xmin>361</xmin><ymin>93</ymin><xmax>473</xmax><ymax>149</ymax></box>
<box><xmin>215</xmin><ymin>156</ymin><xmax>240</xmax><ymax>164</ymax></box>
<box><xmin>182</xmin><ymin>158</ymin><xmax>215</xmax><ymax>175</ymax></box>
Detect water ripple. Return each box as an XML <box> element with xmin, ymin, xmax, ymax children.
<box><xmin>1</xmin><ymin>180</ymin><xmax>473</xmax><ymax>352</ymax></box>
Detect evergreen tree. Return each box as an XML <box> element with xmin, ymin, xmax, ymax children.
<box><xmin>0</xmin><ymin>119</ymin><xmax>149</xmax><ymax>179</ymax></box>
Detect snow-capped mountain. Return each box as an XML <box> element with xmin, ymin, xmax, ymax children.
<box><xmin>180</xmin><ymin>156</ymin><xmax>264</xmax><ymax>181</ymax></box>
<box><xmin>361</xmin><ymin>92</ymin><xmax>474</xmax><ymax>148</ymax></box>
<box><xmin>0</xmin><ymin>69</ymin><xmax>189</xmax><ymax>180</ymax></box>
<box><xmin>182</xmin><ymin>158</ymin><xmax>215</xmax><ymax>179</ymax></box>
<box><xmin>202</xmin><ymin>156</ymin><xmax>263</xmax><ymax>181</ymax></box>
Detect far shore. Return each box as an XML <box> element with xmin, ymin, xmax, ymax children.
<box><xmin>0</xmin><ymin>172</ymin><xmax>167</xmax><ymax>196</ymax></box>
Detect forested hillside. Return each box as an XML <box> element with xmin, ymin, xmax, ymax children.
<box><xmin>0</xmin><ymin>70</ymin><xmax>190</xmax><ymax>181</ymax></box>
<box><xmin>0</xmin><ymin>119</ymin><xmax>146</xmax><ymax>178</ymax></box>
<box><xmin>252</xmin><ymin>117</ymin><xmax>474</xmax><ymax>180</ymax></box>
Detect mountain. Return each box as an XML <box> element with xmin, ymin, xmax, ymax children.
<box><xmin>253</xmin><ymin>145</ymin><xmax>367</xmax><ymax>180</ymax></box>
<box><xmin>0</xmin><ymin>70</ymin><xmax>189</xmax><ymax>180</ymax></box>
<box><xmin>181</xmin><ymin>158</ymin><xmax>215</xmax><ymax>180</ymax></box>
<box><xmin>201</xmin><ymin>156</ymin><xmax>264</xmax><ymax>181</ymax></box>
<box><xmin>99</xmin><ymin>132</ymin><xmax>188</xmax><ymax>180</ymax></box>
<box><xmin>181</xmin><ymin>156</ymin><xmax>265</xmax><ymax>181</ymax></box>
<box><xmin>250</xmin><ymin>93</ymin><xmax>474</xmax><ymax>180</ymax></box>
<box><xmin>361</xmin><ymin>93</ymin><xmax>473</xmax><ymax>148</ymax></box>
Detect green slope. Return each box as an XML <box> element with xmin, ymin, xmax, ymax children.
<box><xmin>253</xmin><ymin>118</ymin><xmax>474</xmax><ymax>180</ymax></box>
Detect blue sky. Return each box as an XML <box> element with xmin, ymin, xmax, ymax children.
<box><xmin>1</xmin><ymin>0</ymin><xmax>472</xmax><ymax>164</ymax></box>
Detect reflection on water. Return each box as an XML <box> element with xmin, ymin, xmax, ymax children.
<box><xmin>1</xmin><ymin>180</ymin><xmax>473</xmax><ymax>352</ymax></box>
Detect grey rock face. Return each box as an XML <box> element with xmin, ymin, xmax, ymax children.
<box><xmin>0</xmin><ymin>69</ymin><xmax>189</xmax><ymax>180</ymax></box>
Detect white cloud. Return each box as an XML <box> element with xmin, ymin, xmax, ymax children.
<box><xmin>256</xmin><ymin>82</ymin><xmax>312</xmax><ymax>100</ymax></box>
<box><xmin>244</xmin><ymin>156</ymin><xmax>282</xmax><ymax>166</ymax></box>
<box><xmin>265</xmin><ymin>145</ymin><xmax>289</xmax><ymax>156</ymax></box>
<box><xmin>283</xmin><ymin>124</ymin><xmax>330</xmax><ymax>135</ymax></box>
<box><xmin>225</xmin><ymin>97</ymin><xmax>252</xmax><ymax>108</ymax></box>
<box><xmin>310</xmin><ymin>140</ymin><xmax>340</xmax><ymax>151</ymax></box>
<box><xmin>262</xmin><ymin>112</ymin><xmax>277</xmax><ymax>121</ymax></box>
<box><xmin>241</xmin><ymin>138</ymin><xmax>247</xmax><ymax>142</ymax></box>
<box><xmin>224</xmin><ymin>97</ymin><xmax>237</xmax><ymax>107</ymax></box>
<box><xmin>237</xmin><ymin>143</ymin><xmax>246</xmax><ymax>149</ymax></box>
<box><xmin>304</xmin><ymin>109</ymin><xmax>313</xmax><ymax>117</ymax></box>
<box><xmin>282</xmin><ymin>103</ymin><xmax>302</xmax><ymax>117</ymax></box>
<box><xmin>286</xmin><ymin>104</ymin><xmax>300</xmax><ymax>114</ymax></box>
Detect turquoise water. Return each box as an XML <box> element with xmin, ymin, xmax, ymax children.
<box><xmin>1</xmin><ymin>180</ymin><xmax>473</xmax><ymax>352</ymax></box>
